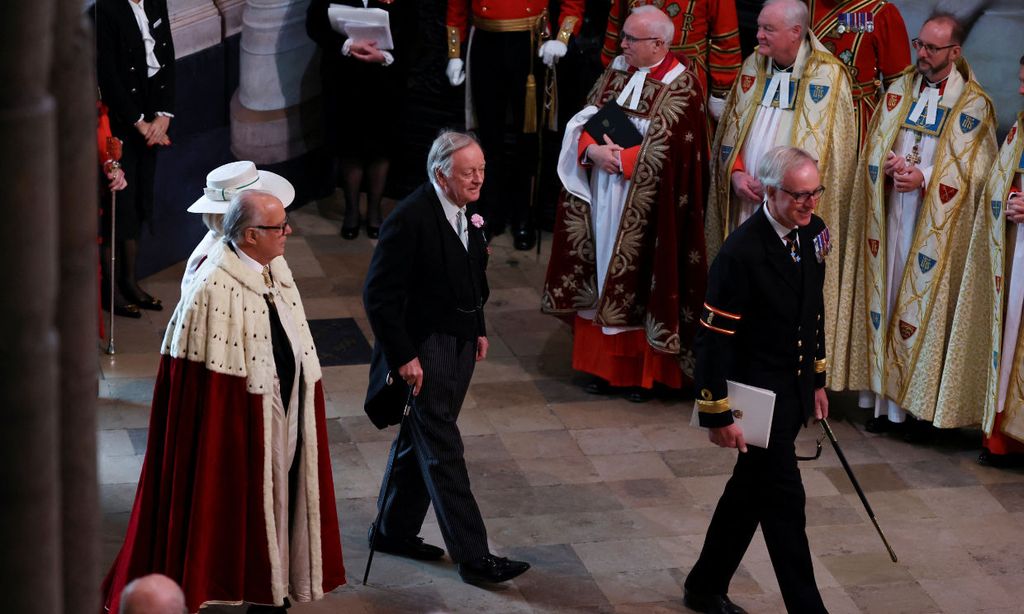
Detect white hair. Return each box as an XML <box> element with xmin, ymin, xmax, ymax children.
<box><xmin>427</xmin><ymin>130</ymin><xmax>479</xmax><ymax>188</ymax></box>
<box><xmin>763</xmin><ymin>0</ymin><xmax>809</xmax><ymax>36</ymax></box>
<box><xmin>757</xmin><ymin>146</ymin><xmax>818</xmax><ymax>190</ymax></box>
<box><xmin>630</xmin><ymin>5</ymin><xmax>675</xmax><ymax>44</ymax></box>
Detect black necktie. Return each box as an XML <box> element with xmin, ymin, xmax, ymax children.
<box><xmin>784</xmin><ymin>229</ymin><xmax>800</xmax><ymax>263</ymax></box>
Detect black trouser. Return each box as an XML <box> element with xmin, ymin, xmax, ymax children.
<box><xmin>376</xmin><ymin>333</ymin><xmax>489</xmax><ymax>563</ymax></box>
<box><xmin>469</xmin><ymin>29</ymin><xmax>543</xmax><ymax>232</ymax></box>
<box><xmin>685</xmin><ymin>402</ymin><xmax>826</xmax><ymax>613</ymax></box>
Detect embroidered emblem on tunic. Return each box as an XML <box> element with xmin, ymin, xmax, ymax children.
<box><xmin>740</xmin><ymin>75</ymin><xmax>755</xmax><ymax>93</ymax></box>
<box><xmin>994</xmin><ymin>351</ymin><xmax>999</xmax><ymax>370</ymax></box>
<box><xmin>868</xmin><ymin>238</ymin><xmax>879</xmax><ymax>257</ymax></box>
<box><xmin>1008</xmin><ymin>126</ymin><xmax>1017</xmax><ymax>144</ymax></box>
<box><xmin>870</xmin><ymin>311</ymin><xmax>881</xmax><ymax>330</ymax></box>
<box><xmin>939</xmin><ymin>183</ymin><xmax>959</xmax><ymax>204</ymax></box>
<box><xmin>868</xmin><ymin>165</ymin><xmax>879</xmax><ymax>183</ymax></box>
<box><xmin>898</xmin><ymin>320</ymin><xmax>917</xmax><ymax>340</ymax></box>
<box><xmin>917</xmin><ymin>253</ymin><xmax>937</xmax><ymax>273</ymax></box>
<box><xmin>959</xmin><ymin>113</ymin><xmax>980</xmax><ymax>134</ymax></box>
<box><xmin>886</xmin><ymin>93</ymin><xmax>902</xmax><ymax>112</ymax></box>
<box><xmin>808</xmin><ymin>84</ymin><xmax>829</xmax><ymax>103</ymax></box>
<box><xmin>992</xmin><ymin>200</ymin><xmax>1002</xmax><ymax>219</ymax></box>
<box><xmin>721</xmin><ymin>145</ymin><xmax>733</xmax><ymax>163</ymax></box>
<box><xmin>996</xmin><ymin>275</ymin><xmax>1003</xmax><ymax>292</ymax></box>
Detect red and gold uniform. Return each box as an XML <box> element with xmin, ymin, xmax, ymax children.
<box><xmin>445</xmin><ymin>0</ymin><xmax>584</xmax><ymax>235</ymax></box>
<box><xmin>808</xmin><ymin>0</ymin><xmax>911</xmax><ymax>144</ymax></box>
<box><xmin>601</xmin><ymin>0</ymin><xmax>742</xmax><ymax>100</ymax></box>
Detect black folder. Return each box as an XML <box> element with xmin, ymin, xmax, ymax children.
<box><xmin>583</xmin><ymin>100</ymin><xmax>643</xmax><ymax>149</ymax></box>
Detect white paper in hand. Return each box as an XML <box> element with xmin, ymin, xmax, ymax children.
<box><xmin>328</xmin><ymin>5</ymin><xmax>394</xmax><ymax>49</ymax></box>
<box><xmin>690</xmin><ymin>380</ymin><xmax>776</xmax><ymax>449</ymax></box>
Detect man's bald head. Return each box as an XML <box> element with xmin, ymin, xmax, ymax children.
<box><xmin>121</xmin><ymin>574</ymin><xmax>187</xmax><ymax>614</ymax></box>
<box><xmin>621</xmin><ymin>6</ymin><xmax>674</xmax><ymax>68</ymax></box>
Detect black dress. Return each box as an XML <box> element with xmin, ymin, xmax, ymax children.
<box><xmin>306</xmin><ymin>0</ymin><xmax>413</xmax><ymax>159</ymax></box>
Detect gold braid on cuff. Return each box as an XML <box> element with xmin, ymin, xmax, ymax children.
<box><xmin>814</xmin><ymin>358</ymin><xmax>827</xmax><ymax>373</ymax></box>
<box><xmin>696</xmin><ymin>397</ymin><xmax>730</xmax><ymax>414</ymax></box>
<box><xmin>446</xmin><ymin>26</ymin><xmax>461</xmax><ymax>59</ymax></box>
<box><xmin>556</xmin><ymin>16</ymin><xmax>578</xmax><ymax>45</ymax></box>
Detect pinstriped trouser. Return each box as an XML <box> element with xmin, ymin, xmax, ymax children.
<box><xmin>376</xmin><ymin>332</ymin><xmax>489</xmax><ymax>563</ymax></box>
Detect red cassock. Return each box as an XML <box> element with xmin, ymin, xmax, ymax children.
<box><xmin>100</xmin><ymin>247</ymin><xmax>345</xmax><ymax>613</ymax></box>
<box><xmin>601</xmin><ymin>0</ymin><xmax>742</xmax><ymax>99</ymax></box>
<box><xmin>809</xmin><ymin>0</ymin><xmax>910</xmax><ymax>144</ymax></box>
<box><xmin>543</xmin><ymin>54</ymin><xmax>709</xmax><ymax>389</ymax></box>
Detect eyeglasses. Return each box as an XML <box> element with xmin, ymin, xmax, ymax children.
<box><xmin>780</xmin><ymin>186</ymin><xmax>826</xmax><ymax>204</ymax></box>
<box><xmin>911</xmin><ymin>38</ymin><xmax>958</xmax><ymax>54</ymax></box>
<box><xmin>621</xmin><ymin>32</ymin><xmax>662</xmax><ymax>44</ymax></box>
<box><xmin>251</xmin><ymin>215</ymin><xmax>290</xmax><ymax>235</ymax></box>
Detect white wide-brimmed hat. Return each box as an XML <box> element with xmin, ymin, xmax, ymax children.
<box><xmin>187</xmin><ymin>160</ymin><xmax>296</xmax><ymax>213</ymax></box>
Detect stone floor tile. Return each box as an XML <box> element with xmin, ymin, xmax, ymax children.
<box><xmin>819</xmin><ymin>552</ymin><xmax>914</xmax><ymax>586</ymax></box>
<box><xmin>573</xmin><ymin>538</ymin><xmax>681</xmax><ymax>575</ymax></box>
<box><xmin>98</xmin><ymin>453</ymin><xmax>143</xmax><ymax>485</ymax></box>
<box><xmin>605</xmin><ymin>478</ymin><xmax>694</xmax><ymax>509</ymax></box>
<box><xmin>463</xmin><ymin>434</ymin><xmax>514</xmax><ymax>463</ymax></box>
<box><xmin>968</xmin><ymin>539</ymin><xmax>1024</xmax><ymax>576</ymax></box>
<box><xmin>500</xmin><ymin>430</ymin><xmax>584</xmax><ymax>460</ymax></box>
<box><xmin>638</xmin><ymin>423</ymin><xmax>716</xmax><ymax>452</ymax></box>
<box><xmin>591</xmin><ymin>568</ymin><xmax>684</xmax><ymax>605</ymax></box>
<box><xmin>484</xmin><ymin>405</ymin><xmax>565</xmax><ymax>433</ymax></box>
<box><xmin>845</xmin><ymin>580</ymin><xmax>944</xmax><ymax>614</ymax></box>
<box><xmin>98</xmin><ymin>429</ymin><xmax>135</xmax><ymax>457</ymax></box>
<box><xmin>572</xmin><ymin>428</ymin><xmax>655</xmax><ymax>456</ymax></box>
<box><xmin>99</xmin><ymin>351</ymin><xmax>161</xmax><ymax>379</ymax></box>
<box><xmin>476</xmin><ymin>483</ymin><xmax>622</xmax><ymax>519</ymax></box>
<box><xmin>589</xmin><ymin>452</ymin><xmax>676</xmax><ymax>481</ymax></box>
<box><xmin>916</xmin><ymin>485</ymin><xmax>1007</xmax><ymax>518</ymax></box>
<box><xmin>804</xmin><ymin>494</ymin><xmax>864</xmax><ymax>527</ymax></box>
<box><xmin>660</xmin><ymin>447</ymin><xmax>738</xmax><ymax>478</ymax></box>
<box><xmin>516</xmin><ymin>455</ymin><xmax>603</xmax><ymax>487</ymax></box>
<box><xmin>985</xmin><ymin>481</ymin><xmax>1024</xmax><ymax>512</ymax></box>
<box><xmin>533</xmin><ymin>377</ymin><xmax>601</xmax><ymax>404</ymax></box>
<box><xmin>820</xmin><ymin>462</ymin><xmax>909</xmax><ymax>493</ymax></box>
<box><xmin>470</xmin><ymin>380</ymin><xmax>548</xmax><ymax>409</ymax></box>
<box><xmin>470</xmin><ymin>357</ymin><xmax>533</xmax><ymax>384</ymax></box>
<box><xmin>678</xmin><ymin>475</ymin><xmax>730</xmax><ymax>508</ymax></box>
<box><xmin>550</xmin><ymin>400</ymin><xmax>684</xmax><ymax>430</ymax></box>
<box><xmin>890</xmin><ymin>459</ymin><xmax>982</xmax><ymax>489</ymax></box>
<box><xmin>487</xmin><ymin>509</ymin><xmax>669</xmax><ymax>549</ymax></box>
<box><xmin>468</xmin><ymin>459</ymin><xmax>532</xmax><ymax>492</ymax></box>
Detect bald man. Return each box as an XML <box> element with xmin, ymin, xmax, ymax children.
<box><xmin>121</xmin><ymin>574</ymin><xmax>186</xmax><ymax>614</ymax></box>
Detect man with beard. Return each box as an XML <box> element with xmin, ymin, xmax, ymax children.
<box><xmin>836</xmin><ymin>12</ymin><xmax>997</xmax><ymax>435</ymax></box>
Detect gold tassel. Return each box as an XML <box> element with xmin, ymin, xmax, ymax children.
<box><xmin>523</xmin><ymin>74</ymin><xmax>538</xmax><ymax>133</ymax></box>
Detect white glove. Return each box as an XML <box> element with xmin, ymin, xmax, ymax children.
<box><xmin>446</xmin><ymin>58</ymin><xmax>466</xmax><ymax>86</ymax></box>
<box><xmin>708</xmin><ymin>95</ymin><xmax>726</xmax><ymax>121</ymax></box>
<box><xmin>538</xmin><ymin>40</ymin><xmax>567</xmax><ymax>67</ymax></box>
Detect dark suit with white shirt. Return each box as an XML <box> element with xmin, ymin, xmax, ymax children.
<box><xmin>686</xmin><ymin>207</ymin><xmax>829</xmax><ymax>613</ymax></box>
<box><xmin>363</xmin><ymin>182</ymin><xmax>491</xmax><ymax>563</ymax></box>
<box><xmin>95</xmin><ymin>0</ymin><xmax>175</xmax><ymax>238</ymax></box>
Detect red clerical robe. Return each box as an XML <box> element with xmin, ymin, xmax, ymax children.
<box><xmin>542</xmin><ymin>54</ymin><xmax>709</xmax><ymax>388</ymax></box>
<box><xmin>100</xmin><ymin>243</ymin><xmax>345</xmax><ymax>613</ymax></box>
<box><xmin>808</xmin><ymin>0</ymin><xmax>911</xmax><ymax>145</ymax></box>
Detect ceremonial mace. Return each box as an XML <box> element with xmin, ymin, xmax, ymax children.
<box><xmin>103</xmin><ymin>136</ymin><xmax>123</xmax><ymax>355</ymax></box>
<box><xmin>820</xmin><ymin>419</ymin><xmax>898</xmax><ymax>562</ymax></box>
<box><xmin>363</xmin><ymin>386</ymin><xmax>415</xmax><ymax>585</ymax></box>
<box><xmin>528</xmin><ymin>11</ymin><xmax>557</xmax><ymax>255</ymax></box>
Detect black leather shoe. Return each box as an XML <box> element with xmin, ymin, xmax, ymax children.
<box><xmin>458</xmin><ymin>554</ymin><xmax>530</xmax><ymax>584</ymax></box>
<box><xmin>626</xmin><ymin>387</ymin><xmax>651</xmax><ymax>403</ymax></box>
<box><xmin>584</xmin><ymin>378</ymin><xmax>613</xmax><ymax>395</ymax></box>
<box><xmin>683</xmin><ymin>589</ymin><xmax>747</xmax><ymax>614</ymax></box>
<box><xmin>865</xmin><ymin>416</ymin><xmax>896</xmax><ymax>434</ymax></box>
<box><xmin>112</xmin><ymin>303</ymin><xmax>143</xmax><ymax>319</ymax></box>
<box><xmin>366</xmin><ymin>224</ymin><xmax>380</xmax><ymax>239</ymax></box>
<box><xmin>134</xmin><ymin>294</ymin><xmax>163</xmax><ymax>311</ymax></box>
<box><xmin>341</xmin><ymin>224</ymin><xmax>360</xmax><ymax>240</ymax></box>
<box><xmin>371</xmin><ymin>532</ymin><xmax>445</xmax><ymax>561</ymax></box>
<box><xmin>512</xmin><ymin>227</ymin><xmax>536</xmax><ymax>251</ymax></box>
<box><xmin>978</xmin><ymin>449</ymin><xmax>1024</xmax><ymax>468</ymax></box>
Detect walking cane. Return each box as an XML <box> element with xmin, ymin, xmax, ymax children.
<box><xmin>820</xmin><ymin>419</ymin><xmax>898</xmax><ymax>562</ymax></box>
<box><xmin>363</xmin><ymin>386</ymin><xmax>415</xmax><ymax>585</ymax></box>
<box><xmin>103</xmin><ymin>136</ymin><xmax>123</xmax><ymax>356</ymax></box>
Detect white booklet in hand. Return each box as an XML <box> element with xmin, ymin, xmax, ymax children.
<box><xmin>690</xmin><ymin>380</ymin><xmax>776</xmax><ymax>449</ymax></box>
<box><xmin>328</xmin><ymin>5</ymin><xmax>394</xmax><ymax>50</ymax></box>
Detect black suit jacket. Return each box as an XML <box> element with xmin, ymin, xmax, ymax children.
<box><xmin>95</xmin><ymin>0</ymin><xmax>176</xmax><ymax>128</ymax></box>
<box><xmin>694</xmin><ymin>208</ymin><xmax>828</xmax><ymax>429</ymax></box>
<box><xmin>363</xmin><ymin>183</ymin><xmax>490</xmax><ymax>426</ymax></box>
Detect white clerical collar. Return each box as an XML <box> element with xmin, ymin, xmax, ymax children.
<box><xmin>433</xmin><ymin>183</ymin><xmax>466</xmax><ymax>223</ymax></box>
<box><xmin>763</xmin><ymin>202</ymin><xmax>796</xmax><ymax>240</ymax></box>
<box><xmin>232</xmin><ymin>241</ymin><xmax>268</xmax><ymax>274</ymax></box>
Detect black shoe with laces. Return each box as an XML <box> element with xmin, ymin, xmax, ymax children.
<box><xmin>370</xmin><ymin>530</ymin><xmax>445</xmax><ymax>561</ymax></box>
<box><xmin>458</xmin><ymin>554</ymin><xmax>530</xmax><ymax>584</ymax></box>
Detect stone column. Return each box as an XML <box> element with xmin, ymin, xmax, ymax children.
<box><xmin>0</xmin><ymin>1</ymin><xmax>62</xmax><ymax>611</ymax></box>
<box><xmin>230</xmin><ymin>0</ymin><xmax>322</xmax><ymax>164</ymax></box>
<box><xmin>52</xmin><ymin>0</ymin><xmax>100</xmax><ymax>609</ymax></box>
<box><xmin>214</xmin><ymin>0</ymin><xmax>247</xmax><ymax>37</ymax></box>
<box><xmin>169</xmin><ymin>0</ymin><xmax>223</xmax><ymax>58</ymax></box>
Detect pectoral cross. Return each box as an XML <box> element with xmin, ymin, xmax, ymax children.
<box><xmin>905</xmin><ymin>144</ymin><xmax>921</xmax><ymax>166</ymax></box>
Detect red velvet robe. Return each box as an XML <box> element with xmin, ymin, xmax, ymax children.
<box><xmin>101</xmin><ymin>246</ymin><xmax>345</xmax><ymax>613</ymax></box>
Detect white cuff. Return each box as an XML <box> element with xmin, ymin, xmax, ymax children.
<box><xmin>921</xmin><ymin>165</ymin><xmax>934</xmax><ymax>190</ymax></box>
<box><xmin>382</xmin><ymin>50</ymin><xmax>394</xmax><ymax>66</ymax></box>
<box><xmin>342</xmin><ymin>38</ymin><xmax>353</xmax><ymax>56</ymax></box>
<box><xmin>156</xmin><ymin>111</ymin><xmax>174</xmax><ymax>118</ymax></box>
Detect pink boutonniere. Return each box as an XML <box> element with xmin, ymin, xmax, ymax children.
<box><xmin>470</xmin><ymin>213</ymin><xmax>485</xmax><ymax>228</ymax></box>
